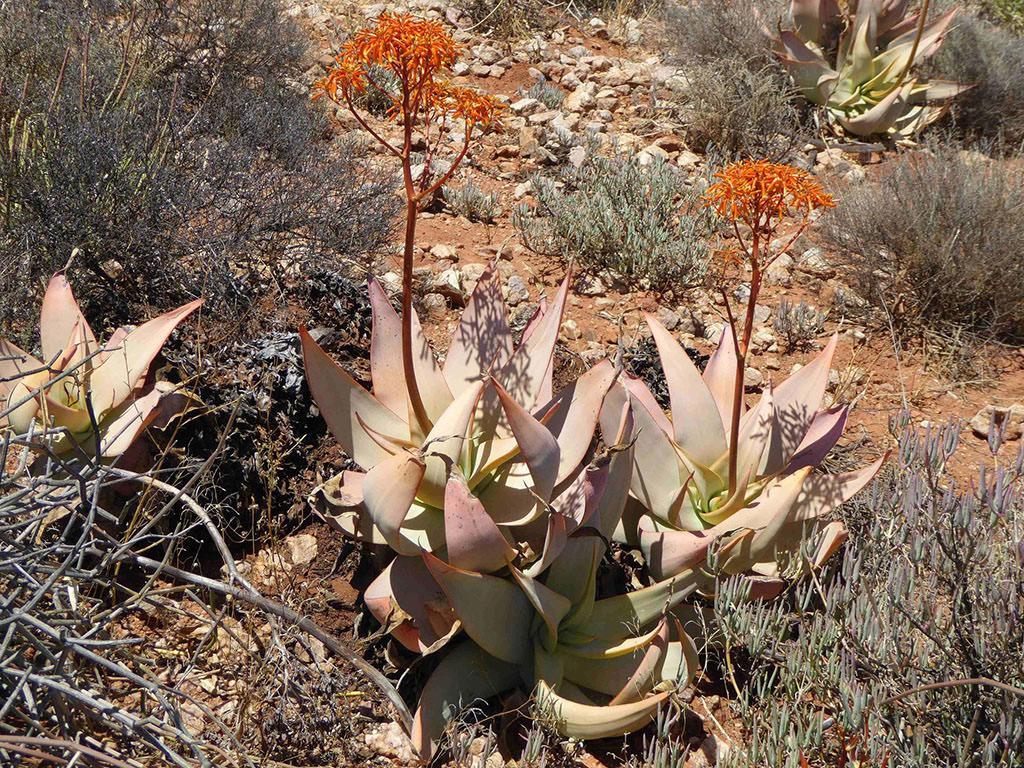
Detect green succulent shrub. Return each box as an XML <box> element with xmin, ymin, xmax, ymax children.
<box><xmin>715</xmin><ymin>414</ymin><xmax>1024</xmax><ymax>767</ymax></box>
<box><xmin>774</xmin><ymin>0</ymin><xmax>972</xmax><ymax>138</ymax></box>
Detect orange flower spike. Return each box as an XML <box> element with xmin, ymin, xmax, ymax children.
<box><xmin>703</xmin><ymin>159</ymin><xmax>835</xmax><ymax>237</ymax></box>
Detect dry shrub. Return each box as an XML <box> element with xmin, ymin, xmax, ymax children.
<box><xmin>0</xmin><ymin>0</ymin><xmax>397</xmax><ymax>344</ymax></box>
<box><xmin>660</xmin><ymin>0</ymin><xmax>785</xmax><ymax>68</ymax></box>
<box><xmin>678</xmin><ymin>57</ymin><xmax>806</xmax><ymax>161</ymax></box>
<box><xmin>823</xmin><ymin>144</ymin><xmax>1024</xmax><ymax>343</ymax></box>
<box><xmin>930</xmin><ymin>9</ymin><xmax>1024</xmax><ymax>146</ymax></box>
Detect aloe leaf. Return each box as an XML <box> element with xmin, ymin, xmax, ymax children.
<box><xmin>762</xmin><ymin>334</ymin><xmax>837</xmax><ymax>474</ymax></box>
<box><xmin>299</xmin><ymin>327</ymin><xmax>409</xmax><ymax>469</ymax></box>
<box><xmin>444</xmin><ymin>470</ymin><xmax>517</xmax><ymax>572</ymax></box>
<box><xmin>362</xmin><ymin>452</ymin><xmax>427</xmax><ymax>555</ymax></box>
<box><xmin>441</xmin><ymin>264</ymin><xmax>514</xmax><ymax>398</ymax></box>
<box><xmin>534</xmin><ymin>679</ymin><xmax>671</xmax><ymax>740</ymax></box>
<box><xmin>646</xmin><ymin>313</ymin><xmax>728</xmax><ymax>467</ymax></box>
<box><xmin>424</xmin><ymin>552</ymin><xmax>533</xmax><ymax>664</ymax></box>
<box><xmin>411</xmin><ymin>641</ymin><xmax>519</xmax><ymax>759</ymax></box>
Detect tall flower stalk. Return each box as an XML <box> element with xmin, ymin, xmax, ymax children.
<box><xmin>315</xmin><ymin>13</ymin><xmax>501</xmax><ymax>432</ymax></box>
<box><xmin>702</xmin><ymin>160</ymin><xmax>835</xmax><ymax>494</ymax></box>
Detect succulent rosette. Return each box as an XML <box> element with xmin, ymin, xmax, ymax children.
<box><xmin>774</xmin><ymin>0</ymin><xmax>971</xmax><ymax>137</ymax></box>
<box><xmin>410</xmin><ymin>530</ymin><xmax>701</xmax><ymax>757</ymax></box>
<box><xmin>603</xmin><ymin>314</ymin><xmax>885</xmax><ymax>585</ymax></box>
<box><xmin>0</xmin><ymin>274</ymin><xmax>202</xmax><ymax>459</ymax></box>
<box><xmin>300</xmin><ymin>266</ymin><xmax>617</xmax><ymax>650</ymax></box>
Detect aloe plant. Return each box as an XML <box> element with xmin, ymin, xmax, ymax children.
<box><xmin>606</xmin><ymin>317</ymin><xmax>884</xmax><ymax>586</ymax></box>
<box><xmin>411</xmin><ymin>533</ymin><xmax>701</xmax><ymax>757</ymax></box>
<box><xmin>0</xmin><ymin>274</ymin><xmax>202</xmax><ymax>458</ymax></box>
<box><xmin>301</xmin><ymin>266</ymin><xmax>616</xmax><ymax>650</ymax></box>
<box><xmin>774</xmin><ymin>0</ymin><xmax>971</xmax><ymax>137</ymax></box>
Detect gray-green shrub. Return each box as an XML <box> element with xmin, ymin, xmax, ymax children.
<box><xmin>513</xmin><ymin>154</ymin><xmax>711</xmax><ymax>291</ymax></box>
<box><xmin>715</xmin><ymin>414</ymin><xmax>1024</xmax><ymax>767</ymax></box>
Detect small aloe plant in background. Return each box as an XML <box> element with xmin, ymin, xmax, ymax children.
<box><xmin>0</xmin><ymin>274</ymin><xmax>201</xmax><ymax>460</ymax></box>
<box><xmin>610</xmin><ymin>160</ymin><xmax>884</xmax><ymax>589</ymax></box>
<box><xmin>774</xmin><ymin>0</ymin><xmax>971</xmax><ymax>138</ymax></box>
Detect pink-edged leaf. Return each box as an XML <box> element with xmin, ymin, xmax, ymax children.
<box><xmin>89</xmin><ymin>298</ymin><xmax>203</xmax><ymax>414</ymax></box>
<box><xmin>611</xmin><ymin>381</ymin><xmax>686</xmax><ymax>523</ymax></box>
<box><xmin>98</xmin><ymin>385</ymin><xmax>165</xmax><ymax>457</ymax></box>
<box><xmin>763</xmin><ymin>335</ymin><xmax>837</xmax><ymax>474</ymax></box>
<box><xmin>837</xmin><ymin>82</ymin><xmax>911</xmax><ymax>137</ymax></box>
<box><xmin>299</xmin><ymin>327</ymin><xmax>409</xmax><ymax>469</ymax></box>
<box><xmin>622</xmin><ymin>374</ymin><xmax>673</xmax><ymax>437</ymax></box>
<box><xmin>362</xmin><ymin>452</ymin><xmax>426</xmax><ymax>555</ymax></box>
<box><xmin>510</xmin><ymin>566</ymin><xmax>572</xmax><ymax>646</ymax></box>
<box><xmin>788</xmin><ymin>405</ymin><xmax>849</xmax><ymax>472</ymax></box>
<box><xmin>444</xmin><ymin>470</ymin><xmax>516</xmax><ymax>573</ymax></box>
<box><xmin>523</xmin><ymin>510</ymin><xmax>569</xmax><ymax>577</ymax></box>
<box><xmin>39</xmin><ymin>274</ymin><xmax>96</xmax><ymax>366</ymax></box>
<box><xmin>494</xmin><ymin>379</ymin><xmax>560</xmax><ymax>503</ymax></box>
<box><xmin>423</xmin><ymin>551</ymin><xmax>533</xmax><ymax>664</ymax></box>
<box><xmin>365</xmin><ymin>555</ymin><xmax>457</xmax><ymax>653</ymax></box>
<box><xmin>702</xmin><ymin>325</ymin><xmax>743</xmax><ymax>437</ymax></box>
<box><xmin>496</xmin><ymin>274</ymin><xmax>569</xmax><ymax>411</ymax></box>
<box><xmin>534</xmin><ymin>679</ymin><xmax>670</xmax><ymax>740</ymax></box>
<box><xmin>793</xmin><ymin>453</ymin><xmax>887</xmax><ymax>520</ymax></box>
<box><xmin>541</xmin><ymin>358</ymin><xmax>616</xmax><ymax>484</ymax></box>
<box><xmin>640</xmin><ymin>528</ymin><xmax>715</xmax><ymax>581</ymax></box>
<box><xmin>713</xmin><ymin>468</ymin><xmax>812</xmax><ymax>573</ymax></box>
<box><xmin>0</xmin><ymin>339</ymin><xmax>44</xmax><ymax>400</ymax></box>
<box><xmin>367</xmin><ymin>279</ymin><xmax>452</xmax><ymax>437</ymax></box>
<box><xmin>4</xmin><ymin>381</ymin><xmax>41</xmax><ymax>433</ymax></box>
<box><xmin>646</xmin><ymin>314</ymin><xmax>727</xmax><ymax>467</ymax></box>
<box><xmin>810</xmin><ymin>520</ymin><xmax>848</xmax><ymax>567</ymax></box>
<box><xmin>412</xmin><ymin>641</ymin><xmax>519</xmax><ymax>760</ymax></box>
<box><xmin>608</xmin><ymin>619</ymin><xmax>669</xmax><ymax>705</ymax></box>
<box><xmin>442</xmin><ymin>264</ymin><xmax>513</xmax><ymax>397</ymax></box>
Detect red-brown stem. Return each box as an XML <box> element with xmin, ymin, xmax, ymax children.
<box><xmin>399</xmin><ymin>78</ymin><xmax>432</xmax><ymax>434</ymax></box>
<box><xmin>727</xmin><ymin>229</ymin><xmax>762</xmax><ymax>496</ymax></box>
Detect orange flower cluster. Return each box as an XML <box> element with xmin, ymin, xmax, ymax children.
<box><xmin>314</xmin><ymin>12</ymin><xmax>500</xmax><ymax>132</ymax></box>
<box><xmin>703</xmin><ymin>159</ymin><xmax>835</xmax><ymax>234</ymax></box>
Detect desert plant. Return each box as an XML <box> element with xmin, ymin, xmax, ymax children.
<box><xmin>981</xmin><ymin>0</ymin><xmax>1024</xmax><ymax>30</ymax></box>
<box><xmin>0</xmin><ymin>274</ymin><xmax>201</xmax><ymax>460</ymax></box>
<box><xmin>661</xmin><ymin>0</ymin><xmax>784</xmax><ymax>68</ymax></box>
<box><xmin>822</xmin><ymin>144</ymin><xmax>1024</xmax><ymax>341</ymax></box>
<box><xmin>520</xmin><ymin>78</ymin><xmax>566</xmax><ymax>109</ymax></box>
<box><xmin>444</xmin><ymin>178</ymin><xmax>501</xmax><ymax>222</ymax></box>
<box><xmin>412</xmin><ymin>535</ymin><xmax>702</xmax><ymax>756</ymax></box>
<box><xmin>678</xmin><ymin>57</ymin><xmax>806</xmax><ymax>161</ymax></box>
<box><xmin>302</xmin><ymin>268</ymin><xmax>615</xmax><ymax>647</ymax></box>
<box><xmin>774</xmin><ymin>298</ymin><xmax>828</xmax><ymax>351</ymax></box>
<box><xmin>606</xmin><ymin>160</ymin><xmax>883</xmax><ymax>588</ymax></box>
<box><xmin>0</xmin><ymin>0</ymin><xmax>396</xmax><ymax>341</ymax></box>
<box><xmin>929</xmin><ymin>9</ymin><xmax>1024</xmax><ymax>144</ymax></box>
<box><xmin>774</xmin><ymin>0</ymin><xmax>972</xmax><ymax>138</ymax></box>
<box><xmin>316</xmin><ymin>12</ymin><xmax>501</xmax><ymax>435</ymax></box>
<box><xmin>514</xmin><ymin>154</ymin><xmax>712</xmax><ymax>291</ymax></box>
<box><xmin>716</xmin><ymin>414</ymin><xmax>1024</xmax><ymax>767</ymax></box>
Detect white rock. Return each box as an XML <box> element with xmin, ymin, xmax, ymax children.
<box><xmin>284</xmin><ymin>534</ymin><xmax>317</xmax><ymax>566</ymax></box>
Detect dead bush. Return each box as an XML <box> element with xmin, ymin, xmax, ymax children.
<box><xmin>660</xmin><ymin>0</ymin><xmax>784</xmax><ymax>68</ymax></box>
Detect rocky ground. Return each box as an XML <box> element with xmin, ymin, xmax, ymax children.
<box><xmin>106</xmin><ymin>1</ymin><xmax>1024</xmax><ymax>765</ymax></box>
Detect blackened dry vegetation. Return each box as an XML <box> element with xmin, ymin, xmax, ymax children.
<box><xmin>715</xmin><ymin>416</ymin><xmax>1024</xmax><ymax>767</ymax></box>
<box><xmin>0</xmin><ymin>0</ymin><xmax>397</xmax><ymax>345</ymax></box>
<box><xmin>823</xmin><ymin>145</ymin><xmax>1024</xmax><ymax>343</ymax></box>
